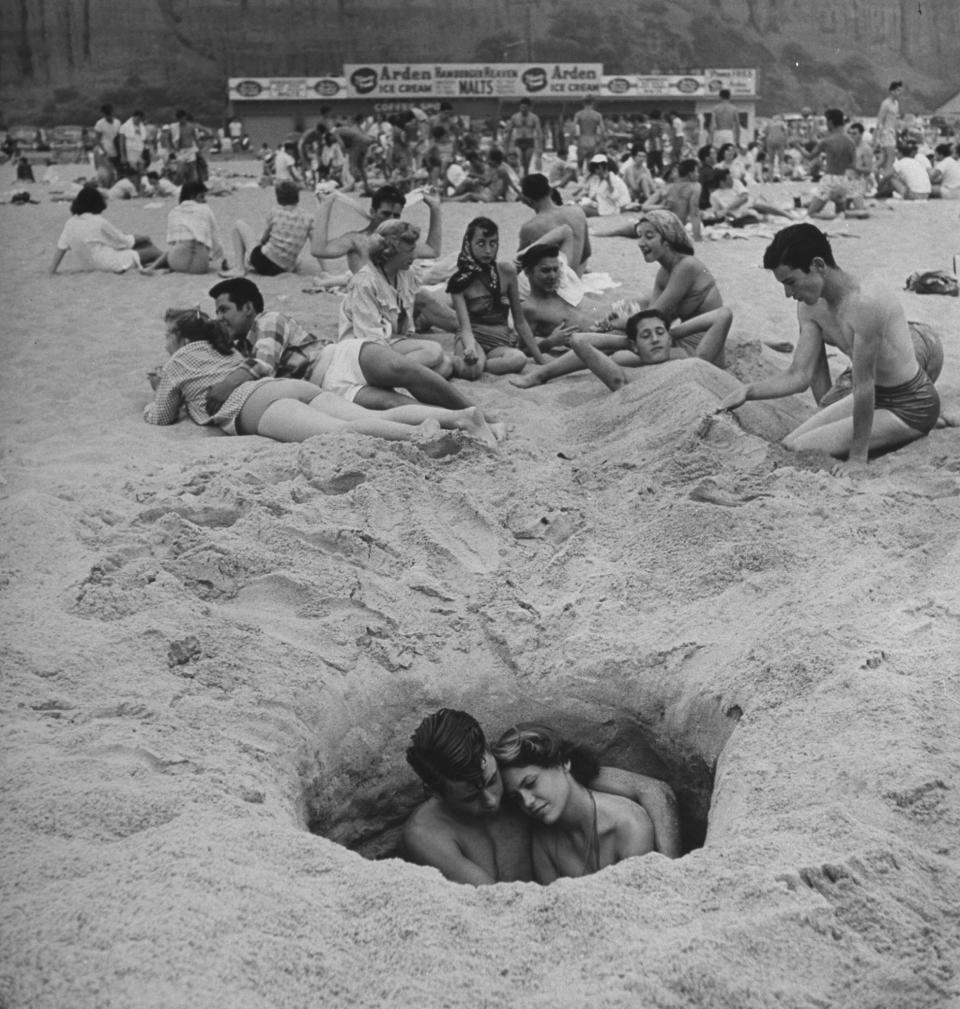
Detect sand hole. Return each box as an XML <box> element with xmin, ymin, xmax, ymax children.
<box><xmin>302</xmin><ymin>693</ymin><xmax>740</xmax><ymax>866</ymax></box>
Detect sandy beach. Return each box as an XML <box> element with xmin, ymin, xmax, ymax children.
<box><xmin>1</xmin><ymin>163</ymin><xmax>959</xmax><ymax>1009</ymax></box>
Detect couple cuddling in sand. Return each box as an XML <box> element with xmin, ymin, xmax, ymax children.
<box><xmin>403</xmin><ymin>709</ymin><xmax>682</xmax><ymax>885</ymax></box>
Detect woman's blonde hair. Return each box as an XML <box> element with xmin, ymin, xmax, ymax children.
<box><xmin>368</xmin><ymin>219</ymin><xmax>420</xmax><ymax>267</ymax></box>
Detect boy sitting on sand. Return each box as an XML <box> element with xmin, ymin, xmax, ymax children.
<box><xmin>720</xmin><ymin>223</ymin><xmax>942</xmax><ymax>474</ymax></box>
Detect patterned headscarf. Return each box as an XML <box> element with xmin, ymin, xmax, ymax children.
<box><xmin>635</xmin><ymin>209</ymin><xmax>694</xmax><ymax>256</ymax></box>
<box><xmin>446</xmin><ymin>218</ymin><xmax>501</xmax><ymax>296</ymax></box>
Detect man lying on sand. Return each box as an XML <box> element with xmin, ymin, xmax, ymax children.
<box><xmin>403</xmin><ymin>708</ymin><xmax>681</xmax><ymax>885</ymax></box>
<box><xmin>720</xmin><ymin>223</ymin><xmax>944</xmax><ymax>473</ymax></box>
<box><xmin>570</xmin><ymin>307</ymin><xmax>732</xmax><ymax>391</ymax></box>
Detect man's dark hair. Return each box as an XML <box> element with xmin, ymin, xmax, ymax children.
<box><xmin>889</xmin><ymin>80</ymin><xmax>903</xmax><ymax>91</ymax></box>
<box><xmin>488</xmin><ymin>147</ymin><xmax>504</xmax><ymax>166</ymax></box>
<box><xmin>697</xmin><ymin>144</ymin><xmax>715</xmax><ymax>163</ymax></box>
<box><xmin>763</xmin><ymin>223</ymin><xmax>837</xmax><ymax>273</ymax></box>
<box><xmin>518</xmin><ymin>243</ymin><xmax>561</xmax><ymax>272</ymax></box>
<box><xmin>520</xmin><ymin>172</ymin><xmax>550</xmax><ymax>201</ymax></box>
<box><xmin>626</xmin><ymin>308</ymin><xmax>671</xmax><ymax>339</ymax></box>
<box><xmin>371</xmin><ymin>184</ymin><xmax>405</xmax><ymax>212</ymax></box>
<box><xmin>208</xmin><ymin>277</ymin><xmax>265</xmax><ymax>314</ymax></box>
<box><xmin>406</xmin><ymin>709</ymin><xmax>487</xmax><ymax>794</ymax></box>
<box><xmin>132</xmin><ymin>109</ymin><xmax>144</xmax><ymax>118</ymax></box>
<box><xmin>718</xmin><ymin>88</ymin><xmax>731</xmax><ymax>100</ymax></box>
<box><xmin>849</xmin><ymin>122</ymin><xmax>864</xmax><ymax>135</ymax></box>
<box><xmin>275</xmin><ymin>180</ymin><xmax>300</xmax><ymax>205</ymax></box>
<box><xmin>101</xmin><ymin>103</ymin><xmax>113</xmax><ymax>116</ymax></box>
<box><xmin>824</xmin><ymin>108</ymin><xmax>845</xmax><ymax>129</ymax></box>
<box><xmin>677</xmin><ymin>158</ymin><xmax>699</xmax><ymax>178</ymax></box>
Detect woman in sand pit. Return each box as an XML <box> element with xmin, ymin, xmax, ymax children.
<box><xmin>511</xmin><ymin>209</ymin><xmax>726</xmax><ymax>388</ymax></box>
<box><xmin>493</xmin><ymin>723</ymin><xmax>655</xmax><ymax>883</ymax></box>
<box><xmin>50</xmin><ymin>184</ymin><xmax>163</xmax><ymax>274</ymax></box>
<box><xmin>445</xmin><ymin>217</ymin><xmax>540</xmax><ymax>379</ymax></box>
<box><xmin>141</xmin><ymin>181</ymin><xmax>226</xmax><ymax>275</ymax></box>
<box><xmin>145</xmin><ymin>309</ymin><xmax>495</xmax><ymax>445</ymax></box>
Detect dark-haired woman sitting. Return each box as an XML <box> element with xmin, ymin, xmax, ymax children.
<box><xmin>50</xmin><ymin>184</ymin><xmax>162</xmax><ymax>274</ymax></box>
<box><xmin>493</xmin><ymin>723</ymin><xmax>655</xmax><ymax>882</ymax></box>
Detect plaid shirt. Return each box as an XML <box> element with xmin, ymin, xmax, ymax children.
<box><xmin>145</xmin><ymin>343</ymin><xmax>249</xmax><ymax>426</ymax></box>
<box><xmin>261</xmin><ymin>206</ymin><xmax>314</xmax><ymax>272</ymax></box>
<box><xmin>241</xmin><ymin>311</ymin><xmax>325</xmax><ymax>379</ymax></box>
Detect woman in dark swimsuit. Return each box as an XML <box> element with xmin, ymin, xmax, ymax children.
<box><xmin>446</xmin><ymin>217</ymin><xmax>540</xmax><ymax>379</ymax></box>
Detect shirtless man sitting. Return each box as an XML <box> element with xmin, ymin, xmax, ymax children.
<box><xmin>402</xmin><ymin>708</ymin><xmax>681</xmax><ymax>885</ymax></box>
<box><xmin>518</xmin><ymin>173</ymin><xmax>592</xmax><ymax>277</ymax></box>
<box><xmin>309</xmin><ymin>183</ymin><xmax>455</xmax><ymax>331</ymax></box>
<box><xmin>720</xmin><ymin>223</ymin><xmax>941</xmax><ymax>474</ymax></box>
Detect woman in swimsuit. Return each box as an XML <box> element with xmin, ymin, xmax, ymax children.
<box><xmin>493</xmin><ymin>723</ymin><xmax>655</xmax><ymax>883</ymax></box>
<box><xmin>145</xmin><ymin>308</ymin><xmax>497</xmax><ymax>445</ymax></box>
<box><xmin>446</xmin><ymin>217</ymin><xmax>539</xmax><ymax>379</ymax></box>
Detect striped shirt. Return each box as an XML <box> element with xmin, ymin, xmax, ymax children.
<box><xmin>144</xmin><ymin>342</ymin><xmax>254</xmax><ymax>428</ymax></box>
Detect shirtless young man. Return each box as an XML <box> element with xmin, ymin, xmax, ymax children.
<box><xmin>570</xmin><ymin>307</ymin><xmax>731</xmax><ymax>391</ymax></box>
<box><xmin>720</xmin><ymin>223</ymin><xmax>941</xmax><ymax>474</ymax></box>
<box><xmin>803</xmin><ymin>109</ymin><xmax>869</xmax><ymax>219</ymax></box>
<box><xmin>642</xmin><ymin>159</ymin><xmax>703</xmax><ymax>240</ymax></box>
<box><xmin>504</xmin><ymin>99</ymin><xmax>543</xmax><ymax>177</ymax></box>
<box><xmin>402</xmin><ymin>708</ymin><xmax>681</xmax><ymax>885</ymax></box>
<box><xmin>518</xmin><ymin>173</ymin><xmax>592</xmax><ymax>276</ymax></box>
<box><xmin>573</xmin><ymin>98</ymin><xmax>606</xmax><ymax>173</ymax></box>
<box><xmin>875</xmin><ymin>81</ymin><xmax>903</xmax><ymax>182</ymax></box>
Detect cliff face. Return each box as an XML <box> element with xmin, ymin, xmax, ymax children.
<box><xmin>1</xmin><ymin>0</ymin><xmax>957</xmax><ymax>121</ymax></box>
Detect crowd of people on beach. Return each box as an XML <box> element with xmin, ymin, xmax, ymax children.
<box><xmin>34</xmin><ymin>92</ymin><xmax>954</xmax><ymax>886</ymax></box>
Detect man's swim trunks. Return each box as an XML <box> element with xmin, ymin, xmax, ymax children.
<box><xmin>874</xmin><ymin>368</ymin><xmax>940</xmax><ymax>433</ymax></box>
<box><xmin>820</xmin><ymin>321</ymin><xmax>944</xmax><ymax>407</ymax></box>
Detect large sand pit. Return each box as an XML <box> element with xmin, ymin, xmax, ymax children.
<box><xmin>1</xmin><ymin>167</ymin><xmax>959</xmax><ymax>1008</ymax></box>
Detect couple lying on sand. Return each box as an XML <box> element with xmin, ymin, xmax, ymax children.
<box><xmin>403</xmin><ymin>709</ymin><xmax>682</xmax><ymax>885</ymax></box>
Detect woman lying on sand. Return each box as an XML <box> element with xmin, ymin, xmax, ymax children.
<box><xmin>511</xmin><ymin>209</ymin><xmax>727</xmax><ymax>388</ymax></box>
<box><xmin>492</xmin><ymin>723</ymin><xmax>655</xmax><ymax>882</ymax></box>
<box><xmin>445</xmin><ymin>216</ymin><xmax>540</xmax><ymax>379</ymax></box>
<box><xmin>145</xmin><ymin>308</ymin><xmax>495</xmax><ymax>445</ymax></box>
<box><xmin>50</xmin><ymin>184</ymin><xmax>163</xmax><ymax>274</ymax></box>
<box><xmin>141</xmin><ymin>181</ymin><xmax>226</xmax><ymax>275</ymax></box>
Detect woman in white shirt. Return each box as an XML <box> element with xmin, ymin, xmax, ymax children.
<box><xmin>50</xmin><ymin>184</ymin><xmax>162</xmax><ymax>274</ymax></box>
<box><xmin>142</xmin><ymin>180</ymin><xmax>225</xmax><ymax>273</ymax></box>
<box><xmin>574</xmin><ymin>154</ymin><xmax>632</xmax><ymax>216</ymax></box>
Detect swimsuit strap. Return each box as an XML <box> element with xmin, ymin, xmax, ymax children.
<box><xmin>583</xmin><ymin>790</ymin><xmax>600</xmax><ymax>875</ymax></box>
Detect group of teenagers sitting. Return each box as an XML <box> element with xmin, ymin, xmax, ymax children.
<box><xmin>140</xmin><ymin>172</ymin><xmax>945</xmax><ymax>471</ymax></box>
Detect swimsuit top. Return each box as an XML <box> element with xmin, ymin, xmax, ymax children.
<box><xmin>464</xmin><ymin>288</ymin><xmax>510</xmax><ymax>329</ymax></box>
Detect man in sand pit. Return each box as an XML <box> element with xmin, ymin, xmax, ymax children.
<box><xmin>403</xmin><ymin>709</ymin><xmax>681</xmax><ymax>885</ymax></box>
<box><xmin>720</xmin><ymin>223</ymin><xmax>943</xmax><ymax>474</ymax></box>
<box><xmin>201</xmin><ymin>277</ymin><xmax>484</xmax><ymax>424</ymax></box>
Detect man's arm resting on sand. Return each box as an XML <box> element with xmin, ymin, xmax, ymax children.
<box><xmin>402</xmin><ymin>819</ymin><xmax>497</xmax><ymax>885</ymax></box>
<box><xmin>592</xmin><ymin>766</ymin><xmax>682</xmax><ymax>858</ymax></box>
<box><xmin>720</xmin><ymin>317</ymin><xmax>823</xmax><ymax>410</ymax></box>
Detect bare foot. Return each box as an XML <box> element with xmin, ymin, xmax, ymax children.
<box><xmin>509</xmin><ymin>369</ymin><xmax>544</xmax><ymax>389</ymax></box>
<box><xmin>454</xmin><ymin>407</ymin><xmax>499</xmax><ymax>450</ymax></box>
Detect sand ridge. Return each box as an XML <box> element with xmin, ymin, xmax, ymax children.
<box><xmin>1</xmin><ymin>170</ymin><xmax>959</xmax><ymax>1008</ymax></box>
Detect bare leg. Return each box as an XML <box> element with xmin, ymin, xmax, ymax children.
<box><xmin>389</xmin><ymin>337</ymin><xmax>453</xmax><ymax>377</ymax></box>
<box><xmin>782</xmin><ymin>396</ymin><xmax>925</xmax><ymax>457</ymax></box>
<box><xmin>484</xmin><ymin>347</ymin><xmax>528</xmax><ymax>375</ymax></box>
<box><xmin>254</xmin><ymin>399</ymin><xmax>420</xmax><ymax>443</ymax></box>
<box><xmin>511</xmin><ymin>332</ymin><xmax>629</xmax><ymax>388</ymax></box>
<box><xmin>357</xmin><ymin>342</ymin><xmax>474</xmax><ymax>410</ymax></box>
<box><xmin>223</xmin><ymin>220</ymin><xmax>258</xmax><ymax>276</ymax></box>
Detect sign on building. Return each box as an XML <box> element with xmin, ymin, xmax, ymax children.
<box><xmin>342</xmin><ymin>64</ymin><xmax>603</xmax><ymax>99</ymax></box>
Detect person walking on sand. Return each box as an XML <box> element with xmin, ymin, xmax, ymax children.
<box><xmin>876</xmin><ymin>81</ymin><xmax>903</xmax><ymax>185</ymax></box>
<box><xmin>719</xmin><ymin>223</ymin><xmax>941</xmax><ymax>474</ymax></box>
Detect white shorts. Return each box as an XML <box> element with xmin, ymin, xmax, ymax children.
<box><xmin>309</xmin><ymin>340</ymin><xmax>368</xmax><ymax>403</ymax></box>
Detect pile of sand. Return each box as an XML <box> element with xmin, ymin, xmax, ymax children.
<box><xmin>1</xmin><ymin>168</ymin><xmax>959</xmax><ymax>1008</ymax></box>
